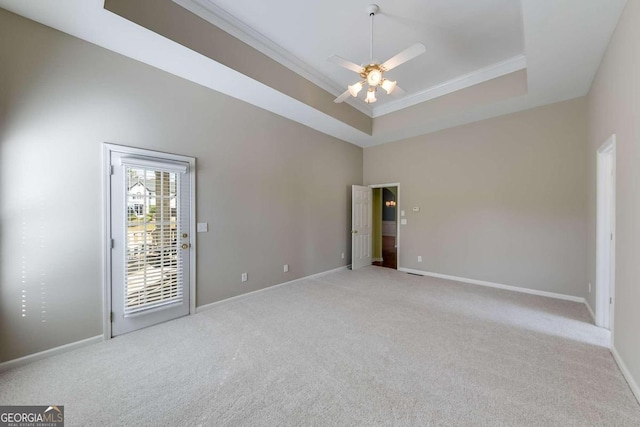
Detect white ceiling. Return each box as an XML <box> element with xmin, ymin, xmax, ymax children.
<box><xmin>0</xmin><ymin>0</ymin><xmax>629</xmax><ymax>147</ymax></box>
<box><xmin>178</xmin><ymin>0</ymin><xmax>526</xmax><ymax>116</ymax></box>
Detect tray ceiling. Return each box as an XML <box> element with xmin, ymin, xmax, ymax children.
<box><xmin>0</xmin><ymin>0</ymin><xmax>629</xmax><ymax>147</ymax></box>
<box><xmin>177</xmin><ymin>0</ymin><xmax>526</xmax><ymax>116</ymax></box>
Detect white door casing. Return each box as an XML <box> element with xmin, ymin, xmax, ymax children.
<box><xmin>352</xmin><ymin>185</ymin><xmax>372</xmax><ymax>270</ymax></box>
<box><xmin>105</xmin><ymin>145</ymin><xmax>195</xmax><ymax>337</ymax></box>
<box><xmin>596</xmin><ymin>135</ymin><xmax>616</xmax><ymax>334</ymax></box>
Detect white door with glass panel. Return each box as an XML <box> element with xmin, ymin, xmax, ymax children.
<box><xmin>110</xmin><ymin>151</ymin><xmax>191</xmax><ymax>336</ymax></box>
<box><xmin>352</xmin><ymin>185</ymin><xmax>372</xmax><ymax>270</ymax></box>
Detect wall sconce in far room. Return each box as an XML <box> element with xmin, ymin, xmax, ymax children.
<box><xmin>385</xmin><ymin>200</ymin><xmax>396</xmax><ymax>207</ymax></box>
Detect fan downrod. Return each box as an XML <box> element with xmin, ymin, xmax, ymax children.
<box><xmin>367</xmin><ymin>4</ymin><xmax>379</xmax><ymax>16</ymax></box>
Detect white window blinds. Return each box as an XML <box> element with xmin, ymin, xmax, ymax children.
<box><xmin>123</xmin><ymin>165</ymin><xmax>184</xmax><ymax>316</ymax></box>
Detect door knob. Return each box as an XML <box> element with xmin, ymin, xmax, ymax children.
<box><xmin>352</xmin><ymin>230</ymin><xmax>358</xmax><ymax>234</ymax></box>
<box><xmin>181</xmin><ymin>243</ymin><xmax>190</xmax><ymax>249</ymax></box>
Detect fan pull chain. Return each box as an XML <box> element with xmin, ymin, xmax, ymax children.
<box><xmin>370</xmin><ymin>11</ymin><xmax>374</xmax><ymax>62</ymax></box>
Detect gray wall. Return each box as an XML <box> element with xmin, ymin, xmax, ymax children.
<box><xmin>0</xmin><ymin>10</ymin><xmax>362</xmax><ymax>362</ymax></box>
<box><xmin>104</xmin><ymin>0</ymin><xmax>372</xmax><ymax>135</ymax></box>
<box><xmin>587</xmin><ymin>0</ymin><xmax>640</xmax><ymax>393</ymax></box>
<box><xmin>364</xmin><ymin>98</ymin><xmax>589</xmax><ymax>297</ymax></box>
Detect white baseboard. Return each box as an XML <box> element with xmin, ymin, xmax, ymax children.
<box><xmin>398</xmin><ymin>267</ymin><xmax>585</xmax><ymax>303</ymax></box>
<box><xmin>0</xmin><ymin>335</ymin><xmax>103</xmax><ymax>372</ymax></box>
<box><xmin>611</xmin><ymin>346</ymin><xmax>640</xmax><ymax>405</ymax></box>
<box><xmin>585</xmin><ymin>300</ymin><xmax>596</xmax><ymax>324</ymax></box>
<box><xmin>196</xmin><ymin>265</ymin><xmax>351</xmax><ymax>314</ymax></box>
<box><xmin>373</xmin><ymin>258</ymin><xmax>383</xmax><ymax>262</ymax></box>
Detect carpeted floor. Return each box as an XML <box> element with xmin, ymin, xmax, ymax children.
<box><xmin>1</xmin><ymin>266</ymin><xmax>639</xmax><ymax>426</ymax></box>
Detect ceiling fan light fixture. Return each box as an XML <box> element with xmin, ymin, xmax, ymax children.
<box><xmin>348</xmin><ymin>81</ymin><xmax>364</xmax><ymax>97</ymax></box>
<box><xmin>381</xmin><ymin>79</ymin><xmax>397</xmax><ymax>94</ymax></box>
<box><xmin>365</xmin><ymin>88</ymin><xmax>377</xmax><ymax>104</ymax></box>
<box><xmin>366</xmin><ymin>68</ymin><xmax>383</xmax><ymax>86</ymax></box>
<box><xmin>329</xmin><ymin>4</ymin><xmax>425</xmax><ymax>105</ymax></box>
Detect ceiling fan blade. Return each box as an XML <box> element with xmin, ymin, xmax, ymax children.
<box><xmin>334</xmin><ymin>89</ymin><xmax>352</xmax><ymax>103</ymax></box>
<box><xmin>328</xmin><ymin>55</ymin><xmax>363</xmax><ymax>74</ymax></box>
<box><xmin>381</xmin><ymin>43</ymin><xmax>426</xmax><ymax>71</ymax></box>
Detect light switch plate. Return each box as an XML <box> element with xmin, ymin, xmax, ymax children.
<box><xmin>412</xmin><ymin>207</ymin><xmax>420</xmax><ymax>212</ymax></box>
<box><xmin>401</xmin><ymin>219</ymin><xmax>407</xmax><ymax>225</ymax></box>
<box><xmin>197</xmin><ymin>223</ymin><xmax>208</xmax><ymax>233</ymax></box>
<box><xmin>401</xmin><ymin>210</ymin><xmax>406</xmax><ymax>217</ymax></box>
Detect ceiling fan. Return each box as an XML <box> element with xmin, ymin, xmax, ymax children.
<box><xmin>329</xmin><ymin>4</ymin><xmax>426</xmax><ymax>104</ymax></box>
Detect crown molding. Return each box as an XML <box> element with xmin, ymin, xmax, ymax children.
<box><xmin>173</xmin><ymin>0</ymin><xmax>527</xmax><ymax>120</ymax></box>
<box><xmin>172</xmin><ymin>0</ymin><xmax>373</xmax><ymax>116</ymax></box>
<box><xmin>371</xmin><ymin>55</ymin><xmax>527</xmax><ymax>117</ymax></box>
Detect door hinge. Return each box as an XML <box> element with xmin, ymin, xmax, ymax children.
<box><xmin>611</xmin><ymin>233</ymin><xmax>614</xmax><ymax>241</ymax></box>
<box><xmin>110</xmin><ymin>239</ymin><xmax>114</xmax><ymax>249</ymax></box>
<box><xmin>610</xmin><ymin>297</ymin><xmax>613</xmax><ymax>304</ymax></box>
<box><xmin>110</xmin><ymin>312</ymin><xmax>114</xmax><ymax>322</ymax></box>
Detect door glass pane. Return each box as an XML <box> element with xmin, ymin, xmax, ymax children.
<box><xmin>124</xmin><ymin>167</ymin><xmax>182</xmax><ymax>315</ymax></box>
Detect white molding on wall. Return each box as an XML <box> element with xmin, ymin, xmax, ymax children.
<box><xmin>0</xmin><ymin>335</ymin><xmax>103</xmax><ymax>372</ymax></box>
<box><xmin>372</xmin><ymin>55</ymin><xmax>528</xmax><ymax>117</ymax></box>
<box><xmin>397</xmin><ymin>267</ymin><xmax>585</xmax><ymax>303</ymax></box>
<box><xmin>585</xmin><ymin>300</ymin><xmax>596</xmax><ymax>324</ymax></box>
<box><xmin>196</xmin><ymin>265</ymin><xmax>351</xmax><ymax>314</ymax></box>
<box><xmin>611</xmin><ymin>346</ymin><xmax>640</xmax><ymax>405</ymax></box>
<box><xmin>172</xmin><ymin>0</ymin><xmax>372</xmax><ymax>117</ymax></box>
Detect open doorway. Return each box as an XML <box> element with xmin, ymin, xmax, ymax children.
<box><xmin>371</xmin><ymin>185</ymin><xmax>398</xmax><ymax>270</ymax></box>
<box><xmin>596</xmin><ymin>135</ymin><xmax>616</xmax><ymax>336</ymax></box>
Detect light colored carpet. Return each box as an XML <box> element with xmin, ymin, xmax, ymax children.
<box><xmin>1</xmin><ymin>266</ymin><xmax>639</xmax><ymax>426</ymax></box>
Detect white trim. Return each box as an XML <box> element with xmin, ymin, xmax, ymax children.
<box><xmin>102</xmin><ymin>144</ymin><xmax>112</xmax><ymax>341</ymax></box>
<box><xmin>585</xmin><ymin>300</ymin><xmax>596</xmax><ymax>324</ymax></box>
<box><xmin>611</xmin><ymin>346</ymin><xmax>640</xmax><ymax>405</ymax></box>
<box><xmin>0</xmin><ymin>335</ymin><xmax>103</xmax><ymax>372</ymax></box>
<box><xmin>369</xmin><ymin>182</ymin><xmax>401</xmax><ymax>188</ymax></box>
<box><xmin>372</xmin><ymin>55</ymin><xmax>527</xmax><ymax>117</ymax></box>
<box><xmin>373</xmin><ymin>258</ymin><xmax>384</xmax><ymax>262</ymax></box>
<box><xmin>196</xmin><ymin>265</ymin><xmax>350</xmax><ymax>314</ymax></box>
<box><xmin>596</xmin><ymin>135</ymin><xmax>616</xmax><ymax>331</ymax></box>
<box><xmin>397</xmin><ymin>267</ymin><xmax>585</xmax><ymax>303</ymax></box>
<box><xmin>172</xmin><ymin>0</ymin><xmax>372</xmax><ymax>117</ymax></box>
<box><xmin>102</xmin><ymin>143</ymin><xmax>197</xmax><ymax>340</ymax></box>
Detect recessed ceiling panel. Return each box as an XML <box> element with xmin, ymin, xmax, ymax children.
<box><xmin>191</xmin><ymin>0</ymin><xmax>524</xmax><ymax>109</ymax></box>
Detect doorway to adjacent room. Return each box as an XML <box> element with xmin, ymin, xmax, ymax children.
<box><xmin>371</xmin><ymin>185</ymin><xmax>398</xmax><ymax>270</ymax></box>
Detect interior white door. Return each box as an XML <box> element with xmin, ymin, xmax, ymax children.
<box><xmin>352</xmin><ymin>185</ymin><xmax>372</xmax><ymax>270</ymax></box>
<box><xmin>596</xmin><ymin>139</ymin><xmax>617</xmax><ymax>331</ymax></box>
<box><xmin>110</xmin><ymin>151</ymin><xmax>191</xmax><ymax>336</ymax></box>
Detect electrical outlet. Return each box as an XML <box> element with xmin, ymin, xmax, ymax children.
<box><xmin>589</xmin><ymin>282</ymin><xmax>592</xmax><ymax>293</ymax></box>
<box><xmin>341</xmin><ymin>252</ymin><xmax>345</xmax><ymax>259</ymax></box>
<box><xmin>418</xmin><ymin>256</ymin><xmax>422</xmax><ymax>263</ymax></box>
<box><xmin>241</xmin><ymin>272</ymin><xmax>248</xmax><ymax>282</ymax></box>
<box><xmin>284</xmin><ymin>264</ymin><xmax>289</xmax><ymax>273</ymax></box>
